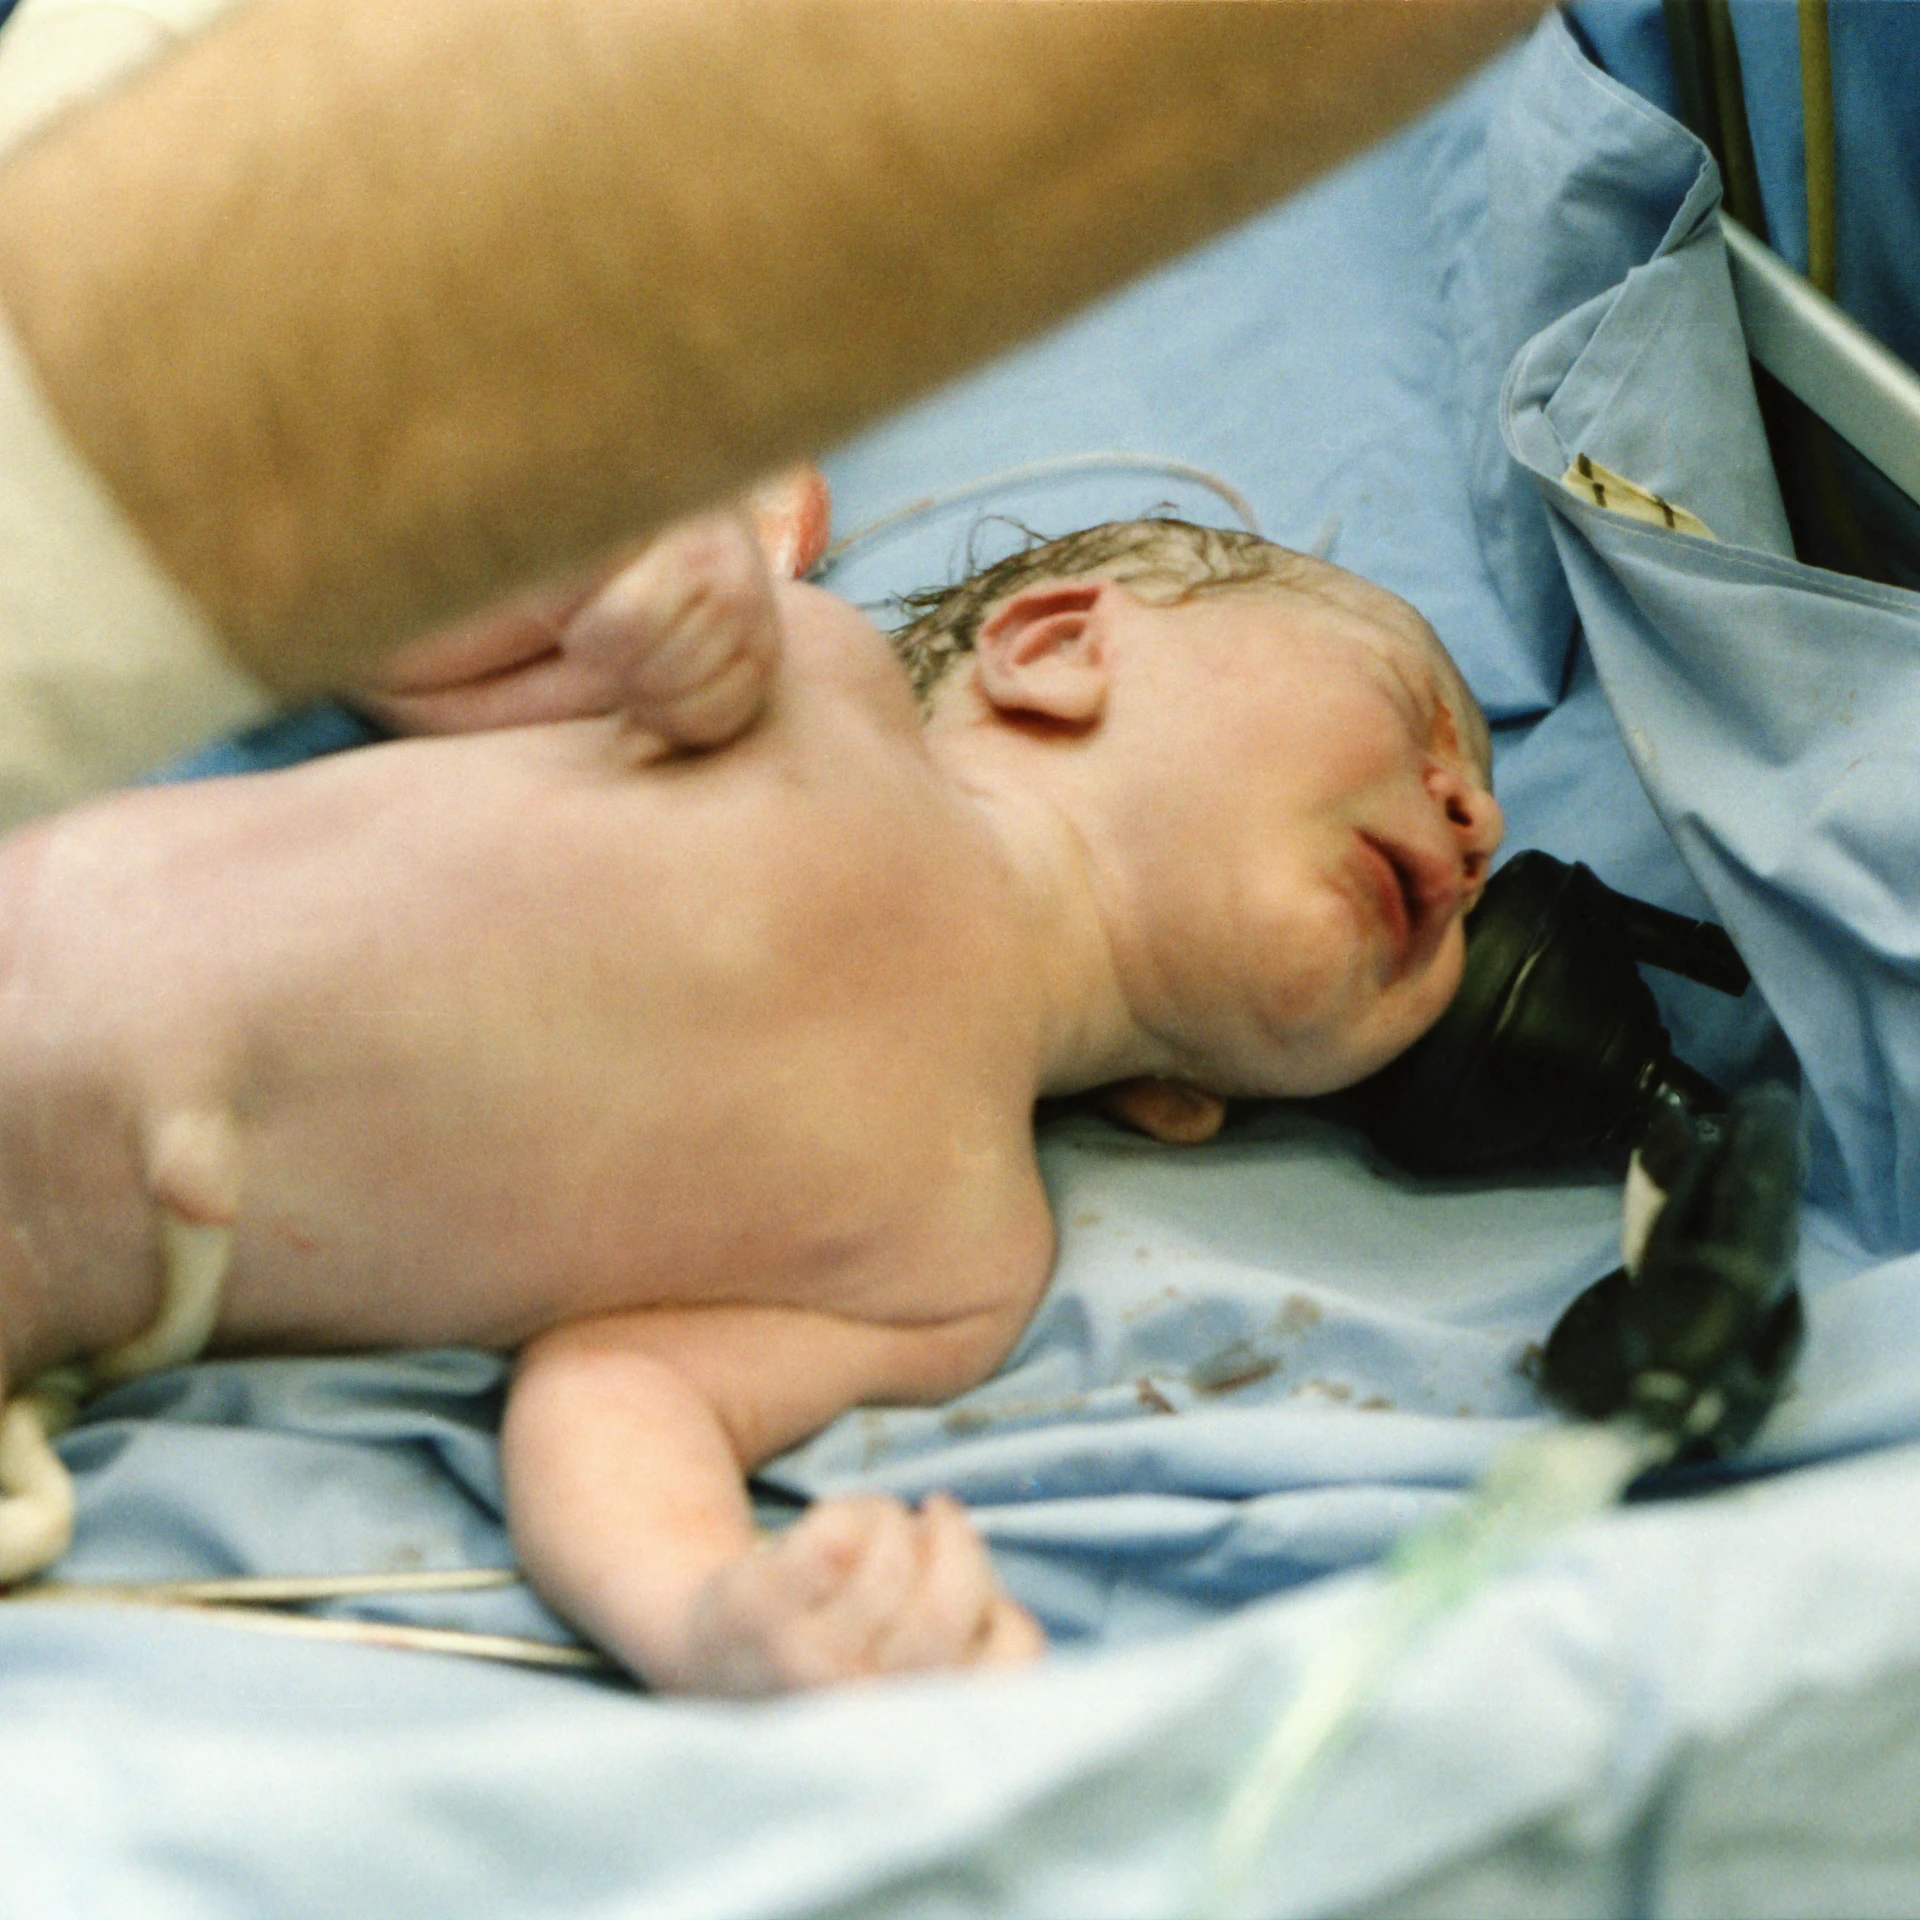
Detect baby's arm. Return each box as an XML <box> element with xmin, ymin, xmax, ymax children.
<box><xmin>501</xmin><ymin>1303</ymin><xmax>1043</xmax><ymax>1694</ymax></box>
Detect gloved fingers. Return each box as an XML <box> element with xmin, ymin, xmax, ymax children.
<box><xmin>353</xmin><ymin>561</ymin><xmax>628</xmax><ymax>733</ymax></box>
<box><xmin>358</xmin><ymin>464</ymin><xmax>827</xmax><ymax>744</ymax></box>
<box><xmin>359</xmin><ymin>642</ymin><xmax>623</xmax><ymax>735</ymax></box>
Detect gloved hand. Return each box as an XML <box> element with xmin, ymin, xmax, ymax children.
<box><xmin>1541</xmin><ymin>1082</ymin><xmax>1804</xmax><ymax>1457</ymax></box>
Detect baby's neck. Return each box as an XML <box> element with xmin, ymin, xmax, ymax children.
<box><xmin>927</xmin><ymin>739</ymin><xmax>1165</xmax><ymax>1102</ymax></box>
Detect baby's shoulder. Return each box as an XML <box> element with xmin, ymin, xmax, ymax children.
<box><xmin>853</xmin><ymin>1107</ymin><xmax>1057</xmax><ymax>1339</ymax></box>
<box><xmin>781</xmin><ymin>601</ymin><xmax>922</xmax><ymax>737</ymax></box>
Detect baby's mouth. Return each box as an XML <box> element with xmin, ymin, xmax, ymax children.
<box><xmin>1355</xmin><ymin>834</ymin><xmax>1459</xmax><ymax>979</ymax></box>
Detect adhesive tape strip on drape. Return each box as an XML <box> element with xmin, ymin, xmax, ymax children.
<box><xmin>1561</xmin><ymin>453</ymin><xmax>1718</xmax><ymax>541</ymax></box>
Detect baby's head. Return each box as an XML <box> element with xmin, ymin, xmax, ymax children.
<box><xmin>892</xmin><ymin>519</ymin><xmax>1503</xmax><ymax>1131</ymax></box>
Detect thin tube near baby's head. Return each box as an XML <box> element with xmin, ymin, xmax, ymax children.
<box><xmin>888</xmin><ymin>517</ymin><xmax>1491</xmax><ymax>783</ymax></box>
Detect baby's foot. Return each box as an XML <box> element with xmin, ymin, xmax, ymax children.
<box><xmin>678</xmin><ymin>1492</ymin><xmax>1044</xmax><ymax>1696</ymax></box>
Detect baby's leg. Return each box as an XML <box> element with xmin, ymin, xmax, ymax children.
<box><xmin>0</xmin><ymin>1105</ymin><xmax>238</xmax><ymax>1582</ymax></box>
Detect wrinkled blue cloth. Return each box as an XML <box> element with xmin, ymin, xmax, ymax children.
<box><xmin>1501</xmin><ymin>17</ymin><xmax>1920</xmax><ymax>1271</ymax></box>
<box><xmin>12</xmin><ymin>17</ymin><xmax>1920</xmax><ymax>1916</ymax></box>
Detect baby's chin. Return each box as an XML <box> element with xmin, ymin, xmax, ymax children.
<box><xmin>1250</xmin><ymin>946</ymin><xmax>1466</xmax><ymax>1099</ymax></box>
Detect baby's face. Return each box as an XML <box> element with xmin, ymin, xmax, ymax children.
<box><xmin>1097</xmin><ymin>580</ymin><xmax>1503</xmax><ymax>1099</ymax></box>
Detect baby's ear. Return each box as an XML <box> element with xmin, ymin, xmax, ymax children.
<box><xmin>974</xmin><ymin>582</ymin><xmax>1110</xmax><ymax>726</ymax></box>
<box><xmin>1095</xmin><ymin>1078</ymin><xmax>1229</xmax><ymax>1145</ymax></box>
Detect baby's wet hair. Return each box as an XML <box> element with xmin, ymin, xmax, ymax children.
<box><xmin>888</xmin><ymin>518</ymin><xmax>1319</xmax><ymax>704</ymax></box>
<box><xmin>888</xmin><ymin>515</ymin><xmax>1491</xmax><ymax>783</ymax></box>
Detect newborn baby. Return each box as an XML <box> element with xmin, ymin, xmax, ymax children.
<box><xmin>0</xmin><ymin>518</ymin><xmax>1501</xmax><ymax>1693</ymax></box>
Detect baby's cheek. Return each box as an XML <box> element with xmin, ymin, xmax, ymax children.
<box><xmin>1219</xmin><ymin>865</ymin><xmax>1462</xmax><ymax>1092</ymax></box>
<box><xmin>1226</xmin><ymin>898</ymin><xmax>1387</xmax><ymax>1092</ymax></box>
<box><xmin>1253</xmin><ymin>889</ymin><xmax>1368</xmax><ymax>1025</ymax></box>
<box><xmin>1316</xmin><ymin>917</ymin><xmax>1471</xmax><ymax>1090</ymax></box>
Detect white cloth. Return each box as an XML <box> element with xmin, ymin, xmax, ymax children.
<box><xmin>0</xmin><ymin>0</ymin><xmax>267</xmax><ymax>825</ymax></box>
<box><xmin>0</xmin><ymin>305</ymin><xmax>270</xmax><ymax>825</ymax></box>
<box><xmin>0</xmin><ymin>0</ymin><xmax>238</xmax><ymax>158</ymax></box>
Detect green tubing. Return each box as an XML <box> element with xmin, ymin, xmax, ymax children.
<box><xmin>1800</xmin><ymin>0</ymin><xmax>1838</xmax><ymax>296</ymax></box>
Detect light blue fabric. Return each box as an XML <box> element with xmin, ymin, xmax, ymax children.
<box><xmin>1502</xmin><ymin>15</ymin><xmax>1920</xmax><ymax>1263</ymax></box>
<box><xmin>9</xmin><ymin>1441</ymin><xmax>1920</xmax><ymax>1919</ymax></box>
<box><xmin>156</xmin><ymin>701</ymin><xmax>389</xmax><ymax>782</ymax></box>
<box><xmin>14</xmin><ymin>17</ymin><xmax>1920</xmax><ymax>1914</ymax></box>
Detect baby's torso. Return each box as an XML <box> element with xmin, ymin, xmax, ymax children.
<box><xmin>0</xmin><ymin>669</ymin><xmax>1054</xmax><ymax>1382</ymax></box>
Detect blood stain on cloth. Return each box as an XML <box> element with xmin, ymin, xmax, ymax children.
<box><xmin>1135</xmin><ymin>1379</ymin><xmax>1177</xmax><ymax>1415</ymax></box>
<box><xmin>1191</xmin><ymin>1341</ymin><xmax>1281</xmax><ymax>1395</ymax></box>
<box><xmin>1269</xmin><ymin>1294</ymin><xmax>1323</xmax><ymax>1337</ymax></box>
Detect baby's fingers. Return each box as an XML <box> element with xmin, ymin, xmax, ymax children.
<box><xmin>564</xmin><ymin>507</ymin><xmax>780</xmax><ymax>751</ymax></box>
<box><xmin>798</xmin><ymin>1492</ymin><xmax>921</xmax><ymax>1627</ymax></box>
<box><xmin>977</xmin><ymin>1592</ymin><xmax>1047</xmax><ymax>1667</ymax></box>
<box><xmin>681</xmin><ymin>1493</ymin><xmax>1044</xmax><ymax>1694</ymax></box>
<box><xmin>932</xmin><ymin>1493</ymin><xmax>1045</xmax><ymax>1668</ymax></box>
<box><xmin>873</xmin><ymin>1492</ymin><xmax>1045</xmax><ymax>1675</ymax></box>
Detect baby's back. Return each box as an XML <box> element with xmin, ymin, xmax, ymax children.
<box><xmin>0</xmin><ymin>645</ymin><xmax>1052</xmax><ymax>1381</ymax></box>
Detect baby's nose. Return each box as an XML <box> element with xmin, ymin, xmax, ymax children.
<box><xmin>1427</xmin><ymin>765</ymin><xmax>1504</xmax><ymax>908</ymax></box>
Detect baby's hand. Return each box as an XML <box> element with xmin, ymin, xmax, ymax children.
<box><xmin>564</xmin><ymin>502</ymin><xmax>783</xmax><ymax>752</ymax></box>
<box><xmin>355</xmin><ymin>465</ymin><xmax>829</xmax><ymax>744</ymax></box>
<box><xmin>676</xmin><ymin>1492</ymin><xmax>1044</xmax><ymax>1696</ymax></box>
